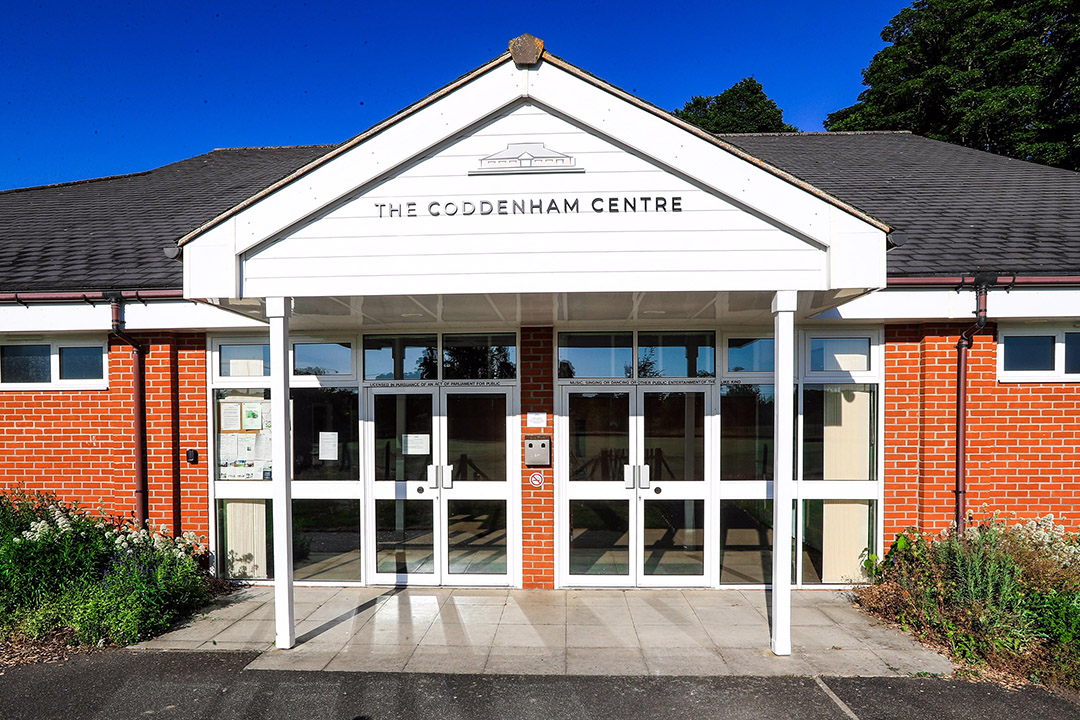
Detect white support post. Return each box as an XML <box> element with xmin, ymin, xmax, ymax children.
<box><xmin>770</xmin><ymin>290</ymin><xmax>797</xmax><ymax>657</ymax></box>
<box><xmin>267</xmin><ymin>296</ymin><xmax>295</xmax><ymax>649</ymax></box>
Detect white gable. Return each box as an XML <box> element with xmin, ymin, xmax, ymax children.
<box><xmin>185</xmin><ymin>56</ymin><xmax>886</xmax><ymax>301</ymax></box>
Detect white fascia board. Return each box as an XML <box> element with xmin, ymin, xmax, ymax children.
<box><xmin>231</xmin><ymin>62</ymin><xmax>523</xmax><ymax>258</ymax></box>
<box><xmin>815</xmin><ymin>287</ymin><xmax>1080</xmax><ymax>321</ymax></box>
<box><xmin>184</xmin><ymin>219</ymin><xmax>240</xmax><ymax>299</ymax></box>
<box><xmin>0</xmin><ymin>301</ymin><xmax>263</xmax><ymax>334</ymax></box>
<box><xmin>526</xmin><ymin>62</ymin><xmax>887</xmax><ymax>290</ymax></box>
<box><xmin>826</xmin><ymin>209</ymin><xmax>888</xmax><ymax>290</ymax></box>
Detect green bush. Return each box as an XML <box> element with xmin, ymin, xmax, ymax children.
<box><xmin>0</xmin><ymin>491</ymin><xmax>211</xmax><ymax>646</ymax></box>
<box><xmin>858</xmin><ymin>514</ymin><xmax>1080</xmax><ymax>689</ymax></box>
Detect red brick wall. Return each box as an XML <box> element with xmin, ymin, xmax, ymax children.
<box><xmin>0</xmin><ymin>332</ymin><xmax>209</xmax><ymax>538</ymax></box>
<box><xmin>884</xmin><ymin>322</ymin><xmax>1080</xmax><ymax>543</ymax></box>
<box><xmin>519</xmin><ymin>326</ymin><xmax>555</xmax><ymax>588</ymax></box>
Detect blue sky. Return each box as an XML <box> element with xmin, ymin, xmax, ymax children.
<box><xmin>0</xmin><ymin>1</ymin><xmax>905</xmax><ymax>191</ymax></box>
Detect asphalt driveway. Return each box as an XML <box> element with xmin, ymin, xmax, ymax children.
<box><xmin>1</xmin><ymin>650</ymin><xmax>1076</xmax><ymax>720</ymax></box>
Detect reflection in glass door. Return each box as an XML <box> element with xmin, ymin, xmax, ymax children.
<box><xmin>367</xmin><ymin>388</ymin><xmax>514</xmax><ymax>585</ymax></box>
<box><xmin>562</xmin><ymin>387</ymin><xmax>710</xmax><ymax>587</ymax></box>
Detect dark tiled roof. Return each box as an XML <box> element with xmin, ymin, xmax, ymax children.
<box><xmin>3</xmin><ymin>132</ymin><xmax>1079</xmax><ymax>292</ymax></box>
<box><xmin>0</xmin><ymin>145</ymin><xmax>334</xmax><ymax>292</ymax></box>
<box><xmin>720</xmin><ymin>132</ymin><xmax>1080</xmax><ymax>277</ymax></box>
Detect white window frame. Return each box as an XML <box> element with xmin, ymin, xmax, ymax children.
<box><xmin>0</xmin><ymin>335</ymin><xmax>109</xmax><ymax>391</ymax></box>
<box><xmin>997</xmin><ymin>325</ymin><xmax>1080</xmax><ymax>382</ymax></box>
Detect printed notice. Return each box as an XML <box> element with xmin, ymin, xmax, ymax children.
<box><xmin>254</xmin><ymin>433</ymin><xmax>272</xmax><ymax>462</ymax></box>
<box><xmin>261</xmin><ymin>402</ymin><xmax>272</xmax><ymax>430</ymax></box>
<box><xmin>218</xmin><ymin>434</ymin><xmax>238</xmax><ymax>463</ymax></box>
<box><xmin>241</xmin><ymin>403</ymin><xmax>262</xmax><ymax>431</ymax></box>
<box><xmin>237</xmin><ymin>434</ymin><xmax>256</xmax><ymax>462</ymax></box>
<box><xmin>220</xmin><ymin>403</ymin><xmax>242</xmax><ymax>432</ymax></box>
<box><xmin>526</xmin><ymin>412</ymin><xmax>547</xmax><ymax>428</ymax></box>
<box><xmin>318</xmin><ymin>432</ymin><xmax>339</xmax><ymax>461</ymax></box>
<box><xmin>402</xmin><ymin>433</ymin><xmax>430</xmax><ymax>456</ymax></box>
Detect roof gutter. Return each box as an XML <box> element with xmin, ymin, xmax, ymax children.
<box><xmin>888</xmin><ymin>275</ymin><xmax>1080</xmax><ymax>288</ymax></box>
<box><xmin>0</xmin><ymin>289</ymin><xmax>185</xmax><ymax>305</ymax></box>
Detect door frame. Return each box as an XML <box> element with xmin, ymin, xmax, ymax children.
<box><xmin>555</xmin><ymin>383</ymin><xmax>716</xmax><ymax>588</ymax></box>
<box><xmin>363</xmin><ymin>384</ymin><xmax>520</xmax><ymax>587</ymax></box>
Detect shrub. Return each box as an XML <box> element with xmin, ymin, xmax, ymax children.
<box><xmin>0</xmin><ymin>491</ymin><xmax>211</xmax><ymax>646</ymax></box>
<box><xmin>857</xmin><ymin>513</ymin><xmax>1080</xmax><ymax>690</ymax></box>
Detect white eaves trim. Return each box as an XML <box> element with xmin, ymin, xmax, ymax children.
<box><xmin>814</xmin><ymin>287</ymin><xmax>1080</xmax><ymax>321</ymax></box>
<box><xmin>0</xmin><ymin>301</ymin><xmax>265</xmax><ymax>334</ymax></box>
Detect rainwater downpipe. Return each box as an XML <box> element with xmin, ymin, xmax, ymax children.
<box><xmin>955</xmin><ymin>276</ymin><xmax>992</xmax><ymax>533</ymax></box>
<box><xmin>107</xmin><ymin>294</ymin><xmax>149</xmax><ymax>527</ymax></box>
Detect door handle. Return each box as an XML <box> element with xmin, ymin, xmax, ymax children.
<box><xmin>638</xmin><ymin>464</ymin><xmax>651</xmax><ymax>489</ymax></box>
<box><xmin>426</xmin><ymin>464</ymin><xmax>439</xmax><ymax>489</ymax></box>
<box><xmin>442</xmin><ymin>464</ymin><xmax>454</xmax><ymax>489</ymax></box>
<box><xmin>623</xmin><ymin>464</ymin><xmax>636</xmax><ymax>489</ymax></box>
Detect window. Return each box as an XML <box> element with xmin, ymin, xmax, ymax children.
<box><xmin>637</xmin><ymin>331</ymin><xmax>715</xmax><ymax>378</ymax></box>
<box><xmin>727</xmin><ymin>337</ymin><xmax>774</xmax><ymax>373</ymax></box>
<box><xmin>363</xmin><ymin>335</ymin><xmax>437</xmax><ymax>380</ymax></box>
<box><xmin>810</xmin><ymin>337</ymin><xmax>870</xmax><ymax>373</ymax></box>
<box><xmin>294</xmin><ymin>342</ymin><xmax>352</xmax><ymax>377</ymax></box>
<box><xmin>443</xmin><ymin>333</ymin><xmax>516</xmax><ymax>379</ymax></box>
<box><xmin>998</xmin><ymin>328</ymin><xmax>1080</xmax><ymax>381</ymax></box>
<box><xmin>220</xmin><ymin>344</ymin><xmax>270</xmax><ymax>377</ymax></box>
<box><xmin>0</xmin><ymin>339</ymin><xmax>107</xmax><ymax>389</ymax></box>
<box><xmin>558</xmin><ymin>332</ymin><xmax>632</xmax><ymax>378</ymax></box>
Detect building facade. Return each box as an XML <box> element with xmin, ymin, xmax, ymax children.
<box><xmin>2</xmin><ymin>36</ymin><xmax>1079</xmax><ymax>652</ymax></box>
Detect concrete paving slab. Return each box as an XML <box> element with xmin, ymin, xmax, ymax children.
<box><xmin>791</xmin><ymin>623</ymin><xmax>868</xmax><ymax>650</ymax></box>
<box><xmin>500</xmin><ymin>603</ymin><xmax>566</xmax><ymax>625</ymax></box>
<box><xmin>801</xmin><ymin>648</ymin><xmax>897</xmax><ymax>676</ymax></box>
<box><xmin>704</xmin><ymin>623</ymin><xmax>773</xmax><ymax>649</ymax></box>
<box><xmin>492</xmin><ymin>623</ymin><xmax>566</xmax><ymax>648</ymax></box>
<box><xmin>404</xmin><ymin>646</ymin><xmax>490</xmax><ymax>674</ymax></box>
<box><xmin>435</xmin><ymin>603</ymin><xmax>506</xmax><ymax>624</ymax></box>
<box><xmin>419</xmin><ymin>620</ymin><xmax>499</xmax><ymax>647</ymax></box>
<box><xmin>510</xmin><ymin>589</ymin><xmax>566</xmax><ymax>605</ymax></box>
<box><xmin>634</xmin><ymin>623</ymin><xmax>713</xmax><ymax>649</ymax></box>
<box><xmin>209</xmin><ymin>619</ymin><xmax>275</xmax><ymax>644</ymax></box>
<box><xmin>693</xmin><ymin>604</ymin><xmax>767</xmax><ymax>626</ymax></box>
<box><xmin>566</xmin><ymin>647</ymin><xmax>649</xmax><ymax>675</ymax></box>
<box><xmin>718</xmin><ymin>647</ymin><xmax>817</xmax><ymax>676</ymax></box>
<box><xmin>246</xmin><ymin>646</ymin><xmax>337</xmax><ymax>671</ymax></box>
<box><xmin>323</xmin><ymin>644</ymin><xmax>414</xmax><ymax>672</ymax></box>
<box><xmin>565</xmin><ymin>623</ymin><xmax>640</xmax><ymax>648</ymax></box>
<box><xmin>642</xmin><ymin>647</ymin><xmax>730</xmax><ymax>676</ymax></box>
<box><xmin>484</xmin><ymin>647</ymin><xmax>567</xmax><ymax>675</ymax></box>
<box><xmin>566</xmin><ymin>590</ymin><xmax>628</xmax><ymax>606</ymax></box>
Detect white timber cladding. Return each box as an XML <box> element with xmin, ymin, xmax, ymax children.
<box><xmin>0</xmin><ymin>301</ymin><xmax>265</xmax><ymax>333</ymax></box>
<box><xmin>243</xmin><ymin>104</ymin><xmax>827</xmax><ymax>297</ymax></box>
<box><xmin>183</xmin><ymin>57</ymin><xmax>887</xmax><ymax>301</ymax></box>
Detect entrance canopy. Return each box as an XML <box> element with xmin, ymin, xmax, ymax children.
<box><xmin>182</xmin><ymin>42</ymin><xmax>888</xmax><ymax>316</ymax></box>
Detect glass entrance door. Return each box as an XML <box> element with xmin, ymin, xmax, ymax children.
<box><xmin>561</xmin><ymin>386</ymin><xmax>711</xmax><ymax>587</ymax></box>
<box><xmin>367</xmin><ymin>387</ymin><xmax>514</xmax><ymax>586</ymax></box>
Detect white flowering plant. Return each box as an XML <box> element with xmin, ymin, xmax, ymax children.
<box><xmin>0</xmin><ymin>490</ymin><xmax>212</xmax><ymax>645</ymax></box>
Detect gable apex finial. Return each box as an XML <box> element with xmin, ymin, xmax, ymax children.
<box><xmin>509</xmin><ymin>34</ymin><xmax>544</xmax><ymax>66</ymax></box>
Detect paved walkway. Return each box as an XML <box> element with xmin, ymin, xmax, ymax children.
<box><xmin>134</xmin><ymin>587</ymin><xmax>954</xmax><ymax>677</ymax></box>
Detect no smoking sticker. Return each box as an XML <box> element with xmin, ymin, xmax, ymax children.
<box><xmin>528</xmin><ymin>472</ymin><xmax>544</xmax><ymax>488</ymax></box>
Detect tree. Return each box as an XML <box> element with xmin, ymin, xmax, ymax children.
<box><xmin>674</xmin><ymin>77</ymin><xmax>798</xmax><ymax>134</ymax></box>
<box><xmin>826</xmin><ymin>0</ymin><xmax>1080</xmax><ymax>171</ymax></box>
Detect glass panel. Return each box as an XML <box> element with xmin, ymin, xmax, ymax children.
<box><xmin>568</xmin><ymin>392</ymin><xmax>629</xmax><ymax>482</ymax></box>
<box><xmin>720</xmin><ymin>500</ymin><xmax>773</xmax><ymax>584</ymax></box>
<box><xmin>216</xmin><ymin>499</ymin><xmax>273</xmax><ymax>579</ymax></box>
<box><xmin>375</xmin><ymin>499</ymin><xmax>434</xmax><ymax>573</ymax></box>
<box><xmin>442</xmin><ymin>333</ymin><xmax>516</xmax><ymax>379</ymax></box>
<box><xmin>569</xmin><ymin>500</ymin><xmax>629</xmax><ymax>575</ymax></box>
<box><xmin>1003</xmin><ymin>335</ymin><xmax>1055</xmax><ymax>371</ymax></box>
<box><xmin>803</xmin><ymin>384</ymin><xmax>876</xmax><ymax>481</ymax></box>
<box><xmin>0</xmin><ymin>344</ymin><xmax>50</xmax><ymax>383</ymax></box>
<box><xmin>293</xmin><ymin>499</ymin><xmax>360</xmax><ymax>581</ymax></box>
<box><xmin>220</xmin><ymin>344</ymin><xmax>270</xmax><ymax>377</ymax></box>
<box><xmin>727</xmin><ymin>338</ymin><xmax>774</xmax><ymax>373</ymax></box>
<box><xmin>447</xmin><ymin>500</ymin><xmax>507</xmax><ymax>574</ymax></box>
<box><xmin>294</xmin><ymin>342</ymin><xmax>352</xmax><ymax>376</ymax></box>
<box><xmin>810</xmin><ymin>337</ymin><xmax>871</xmax><ymax>372</ymax></box>
<box><xmin>643</xmin><ymin>392</ymin><xmax>704</xmax><ymax>482</ymax></box>
<box><xmin>447</xmin><ymin>394</ymin><xmax>505</xmax><ymax>482</ymax></box>
<box><xmin>59</xmin><ymin>346</ymin><xmax>103</xmax><ymax>380</ymax></box>
<box><xmin>363</xmin><ymin>335</ymin><xmax>437</xmax><ymax>380</ymax></box>
<box><xmin>373</xmin><ymin>394</ymin><xmax>432</xmax><ymax>482</ymax></box>
<box><xmin>720</xmin><ymin>384</ymin><xmax>774</xmax><ymax>480</ymax></box>
<box><xmin>802</xmin><ymin>499</ymin><xmax>875</xmax><ymax>584</ymax></box>
<box><xmin>558</xmin><ymin>332</ymin><xmax>632</xmax><ymax>378</ymax></box>
<box><xmin>637</xmin><ymin>332</ymin><xmax>715</xmax><ymax>378</ymax></box>
<box><xmin>642</xmin><ymin>499</ymin><xmax>704</xmax><ymax>576</ymax></box>
<box><xmin>292</xmin><ymin>388</ymin><xmax>358</xmax><ymax>481</ymax></box>
<box><xmin>1067</xmin><ymin>333</ymin><xmax>1080</xmax><ymax>374</ymax></box>
<box><xmin>215</xmin><ymin>389</ymin><xmax>272</xmax><ymax>480</ymax></box>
